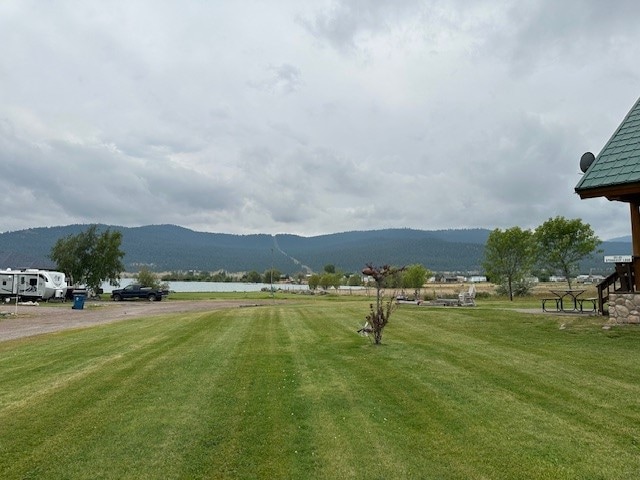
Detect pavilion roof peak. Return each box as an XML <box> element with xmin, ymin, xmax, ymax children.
<box><xmin>575</xmin><ymin>96</ymin><xmax>640</xmax><ymax>201</ymax></box>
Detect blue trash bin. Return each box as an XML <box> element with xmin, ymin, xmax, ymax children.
<box><xmin>72</xmin><ymin>294</ymin><xmax>86</xmax><ymax>310</ymax></box>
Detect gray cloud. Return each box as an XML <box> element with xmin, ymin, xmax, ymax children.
<box><xmin>0</xmin><ymin>0</ymin><xmax>636</xmax><ymax>240</ymax></box>
<box><xmin>300</xmin><ymin>0</ymin><xmax>427</xmax><ymax>52</ymax></box>
<box><xmin>249</xmin><ymin>64</ymin><xmax>303</xmax><ymax>95</ymax></box>
<box><xmin>488</xmin><ymin>0</ymin><xmax>640</xmax><ymax>78</ymax></box>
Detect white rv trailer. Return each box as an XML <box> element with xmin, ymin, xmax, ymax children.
<box><xmin>0</xmin><ymin>269</ymin><xmax>67</xmax><ymax>301</ymax></box>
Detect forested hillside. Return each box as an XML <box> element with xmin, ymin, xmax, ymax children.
<box><xmin>275</xmin><ymin>229</ymin><xmax>486</xmax><ymax>273</ymax></box>
<box><xmin>0</xmin><ymin>224</ymin><xmax>629</xmax><ymax>275</ymax></box>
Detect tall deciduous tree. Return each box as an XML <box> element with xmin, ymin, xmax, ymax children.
<box><xmin>482</xmin><ymin>227</ymin><xmax>535</xmax><ymax>301</ymax></box>
<box><xmin>402</xmin><ymin>264</ymin><xmax>431</xmax><ymax>299</ymax></box>
<box><xmin>245</xmin><ymin>270</ymin><xmax>262</xmax><ymax>283</ymax></box>
<box><xmin>534</xmin><ymin>216</ymin><xmax>601</xmax><ymax>289</ymax></box>
<box><xmin>308</xmin><ymin>274</ymin><xmax>320</xmax><ymax>291</ymax></box>
<box><xmin>134</xmin><ymin>266</ymin><xmax>165</xmax><ymax>290</ymax></box>
<box><xmin>323</xmin><ymin>264</ymin><xmax>336</xmax><ymax>274</ymax></box>
<box><xmin>320</xmin><ymin>272</ymin><xmax>342</xmax><ymax>290</ymax></box>
<box><xmin>50</xmin><ymin>225</ymin><xmax>125</xmax><ymax>294</ymax></box>
<box><xmin>263</xmin><ymin>268</ymin><xmax>281</xmax><ymax>285</ymax></box>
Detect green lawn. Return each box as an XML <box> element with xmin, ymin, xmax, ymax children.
<box><xmin>1</xmin><ymin>298</ymin><xmax>640</xmax><ymax>479</ymax></box>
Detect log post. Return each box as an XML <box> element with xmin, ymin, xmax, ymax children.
<box><xmin>631</xmin><ymin>202</ymin><xmax>640</xmax><ymax>291</ymax></box>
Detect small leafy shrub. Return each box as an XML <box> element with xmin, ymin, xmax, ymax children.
<box><xmin>422</xmin><ymin>291</ymin><xmax>436</xmax><ymax>301</ymax></box>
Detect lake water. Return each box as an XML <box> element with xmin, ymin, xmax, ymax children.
<box><xmin>101</xmin><ymin>279</ymin><xmax>367</xmax><ymax>294</ymax></box>
<box><xmin>101</xmin><ymin>278</ymin><xmax>311</xmax><ymax>293</ymax></box>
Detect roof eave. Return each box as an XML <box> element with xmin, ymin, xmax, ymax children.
<box><xmin>576</xmin><ymin>181</ymin><xmax>640</xmax><ymax>203</ymax></box>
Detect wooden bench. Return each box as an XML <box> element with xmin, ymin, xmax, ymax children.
<box><xmin>542</xmin><ymin>298</ymin><xmax>560</xmax><ymax>312</ymax></box>
<box><xmin>578</xmin><ymin>298</ymin><xmax>597</xmax><ymax>313</ymax></box>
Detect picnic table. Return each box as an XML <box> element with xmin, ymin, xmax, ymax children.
<box><xmin>542</xmin><ymin>289</ymin><xmax>597</xmax><ymax>313</ymax></box>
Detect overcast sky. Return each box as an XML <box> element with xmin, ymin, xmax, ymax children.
<box><xmin>1</xmin><ymin>0</ymin><xmax>639</xmax><ymax>240</ymax></box>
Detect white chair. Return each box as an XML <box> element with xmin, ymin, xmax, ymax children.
<box><xmin>458</xmin><ymin>284</ymin><xmax>476</xmax><ymax>306</ymax></box>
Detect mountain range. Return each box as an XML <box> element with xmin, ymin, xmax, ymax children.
<box><xmin>0</xmin><ymin>224</ymin><xmax>632</xmax><ymax>275</ymax></box>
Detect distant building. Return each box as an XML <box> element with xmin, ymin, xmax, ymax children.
<box><xmin>549</xmin><ymin>275</ymin><xmax>566</xmax><ymax>283</ymax></box>
<box><xmin>468</xmin><ymin>276</ymin><xmax>487</xmax><ymax>283</ymax></box>
<box><xmin>576</xmin><ymin>274</ymin><xmax>605</xmax><ymax>284</ymax></box>
<box><xmin>442</xmin><ymin>275</ymin><xmax>465</xmax><ymax>283</ymax></box>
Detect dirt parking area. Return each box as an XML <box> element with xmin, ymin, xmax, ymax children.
<box><xmin>0</xmin><ymin>299</ymin><xmax>265</xmax><ymax>342</ymax></box>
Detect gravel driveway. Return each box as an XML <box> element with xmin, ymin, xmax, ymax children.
<box><xmin>0</xmin><ymin>299</ymin><xmax>264</xmax><ymax>342</ymax></box>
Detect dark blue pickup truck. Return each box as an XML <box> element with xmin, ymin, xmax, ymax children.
<box><xmin>110</xmin><ymin>284</ymin><xmax>167</xmax><ymax>302</ymax></box>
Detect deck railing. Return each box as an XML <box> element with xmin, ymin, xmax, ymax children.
<box><xmin>597</xmin><ymin>262</ymin><xmax>635</xmax><ymax>315</ymax></box>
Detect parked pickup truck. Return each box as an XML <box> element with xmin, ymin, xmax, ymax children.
<box><xmin>110</xmin><ymin>284</ymin><xmax>167</xmax><ymax>302</ymax></box>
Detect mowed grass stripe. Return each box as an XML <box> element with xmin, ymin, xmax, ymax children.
<box><xmin>0</xmin><ymin>310</ymin><xmax>250</xmax><ymax>478</ymax></box>
<box><xmin>195</xmin><ymin>306</ymin><xmax>306</xmax><ymax>478</ymax></box>
<box><xmin>1</xmin><ymin>299</ymin><xmax>640</xmax><ymax>479</ymax></box>
<box><xmin>390</xmin><ymin>306</ymin><xmax>640</xmax><ymax>477</ymax></box>
<box><xmin>296</xmin><ymin>306</ymin><xmax>479</xmax><ymax>478</ymax></box>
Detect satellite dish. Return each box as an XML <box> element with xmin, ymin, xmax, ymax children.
<box><xmin>580</xmin><ymin>152</ymin><xmax>595</xmax><ymax>173</ymax></box>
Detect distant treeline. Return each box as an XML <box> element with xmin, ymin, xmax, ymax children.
<box><xmin>0</xmin><ymin>224</ymin><xmax>629</xmax><ymax>276</ymax></box>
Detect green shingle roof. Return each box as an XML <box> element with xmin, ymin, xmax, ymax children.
<box><xmin>575</xmin><ymin>97</ymin><xmax>640</xmax><ymax>194</ymax></box>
